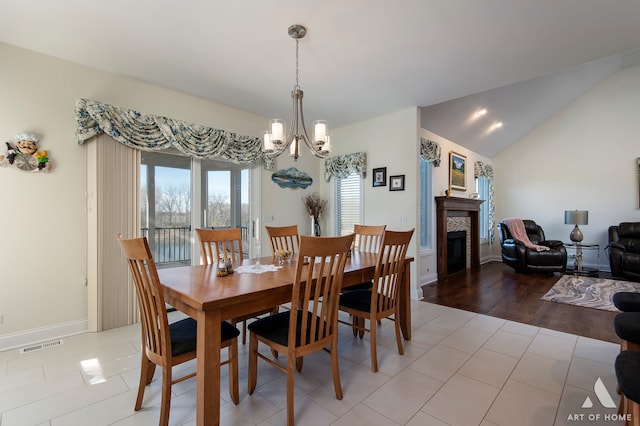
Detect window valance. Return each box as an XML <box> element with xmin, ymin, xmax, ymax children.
<box><xmin>419</xmin><ymin>137</ymin><xmax>441</xmax><ymax>166</ymax></box>
<box><xmin>324</xmin><ymin>152</ymin><xmax>366</xmax><ymax>182</ymax></box>
<box><xmin>474</xmin><ymin>160</ymin><xmax>496</xmax><ymax>243</ymax></box>
<box><xmin>75</xmin><ymin>98</ymin><xmax>274</xmax><ymax>169</ymax></box>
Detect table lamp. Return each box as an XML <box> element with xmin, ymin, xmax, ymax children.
<box><xmin>564</xmin><ymin>210</ymin><xmax>588</xmax><ymax>242</ymax></box>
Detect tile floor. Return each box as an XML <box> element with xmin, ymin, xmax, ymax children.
<box><xmin>0</xmin><ymin>301</ymin><xmax>624</xmax><ymax>425</ymax></box>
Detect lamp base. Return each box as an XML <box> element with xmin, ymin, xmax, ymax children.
<box><xmin>569</xmin><ymin>224</ymin><xmax>583</xmax><ymax>243</ymax></box>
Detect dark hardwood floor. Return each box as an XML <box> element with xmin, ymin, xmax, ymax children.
<box><xmin>421</xmin><ymin>261</ymin><xmax>619</xmax><ymax>343</ymax></box>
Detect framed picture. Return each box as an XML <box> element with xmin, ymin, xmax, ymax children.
<box><xmin>389</xmin><ymin>175</ymin><xmax>405</xmax><ymax>191</ymax></box>
<box><xmin>449</xmin><ymin>151</ymin><xmax>467</xmax><ymax>191</ymax></box>
<box><xmin>373</xmin><ymin>167</ymin><xmax>387</xmax><ymax>187</ymax></box>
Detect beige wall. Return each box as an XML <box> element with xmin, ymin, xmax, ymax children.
<box><xmin>0</xmin><ymin>42</ymin><xmax>320</xmax><ymax>349</ymax></box>
<box><xmin>493</xmin><ymin>64</ymin><xmax>640</xmax><ymax>268</ymax></box>
<box><xmin>417</xmin><ymin>129</ymin><xmax>494</xmax><ymax>285</ymax></box>
<box><xmin>319</xmin><ymin>108</ymin><xmax>421</xmax><ymax>296</ymax></box>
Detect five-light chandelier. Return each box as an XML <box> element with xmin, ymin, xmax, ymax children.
<box><xmin>263</xmin><ymin>24</ymin><xmax>331</xmax><ymax>161</ymax></box>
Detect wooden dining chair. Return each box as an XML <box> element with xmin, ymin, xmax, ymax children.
<box><xmin>247</xmin><ymin>234</ymin><xmax>355</xmax><ymax>426</ymax></box>
<box><xmin>345</xmin><ymin>224</ymin><xmax>387</xmax><ymax>293</ymax></box>
<box><xmin>338</xmin><ymin>229</ymin><xmax>414</xmax><ymax>372</ymax></box>
<box><xmin>265</xmin><ymin>225</ymin><xmax>300</xmax><ymax>261</ymax></box>
<box><xmin>116</xmin><ymin>235</ymin><xmax>240</xmax><ymax>426</ymax></box>
<box><xmin>196</xmin><ymin>227</ymin><xmax>278</xmax><ymax>344</ymax></box>
<box><xmin>195</xmin><ymin>227</ymin><xmax>245</xmax><ymax>264</ymax></box>
<box><xmin>353</xmin><ymin>224</ymin><xmax>386</xmax><ymax>253</ymax></box>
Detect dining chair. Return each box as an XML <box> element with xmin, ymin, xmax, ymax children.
<box><xmin>265</xmin><ymin>225</ymin><xmax>300</xmax><ymax>261</ymax></box>
<box><xmin>196</xmin><ymin>227</ymin><xmax>278</xmax><ymax>344</ymax></box>
<box><xmin>195</xmin><ymin>227</ymin><xmax>245</xmax><ymax>264</ymax></box>
<box><xmin>353</xmin><ymin>224</ymin><xmax>386</xmax><ymax>253</ymax></box>
<box><xmin>117</xmin><ymin>235</ymin><xmax>240</xmax><ymax>426</ymax></box>
<box><xmin>345</xmin><ymin>224</ymin><xmax>387</xmax><ymax>294</ymax></box>
<box><xmin>247</xmin><ymin>234</ymin><xmax>355</xmax><ymax>426</ymax></box>
<box><xmin>338</xmin><ymin>229</ymin><xmax>414</xmax><ymax>372</ymax></box>
<box><xmin>615</xmin><ymin>350</ymin><xmax>640</xmax><ymax>426</ymax></box>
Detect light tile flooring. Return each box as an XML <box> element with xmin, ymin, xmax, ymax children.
<box><xmin>0</xmin><ymin>301</ymin><xmax>624</xmax><ymax>426</ymax></box>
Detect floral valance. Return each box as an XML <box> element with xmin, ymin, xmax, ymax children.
<box><xmin>474</xmin><ymin>161</ymin><xmax>494</xmax><ymax>179</ymax></box>
<box><xmin>419</xmin><ymin>137</ymin><xmax>441</xmax><ymax>166</ymax></box>
<box><xmin>474</xmin><ymin>160</ymin><xmax>496</xmax><ymax>243</ymax></box>
<box><xmin>75</xmin><ymin>98</ymin><xmax>274</xmax><ymax>169</ymax></box>
<box><xmin>324</xmin><ymin>152</ymin><xmax>366</xmax><ymax>182</ymax></box>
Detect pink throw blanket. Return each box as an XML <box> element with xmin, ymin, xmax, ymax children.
<box><xmin>504</xmin><ymin>218</ymin><xmax>550</xmax><ymax>252</ymax></box>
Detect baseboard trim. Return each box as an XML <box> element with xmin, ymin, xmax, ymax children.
<box><xmin>0</xmin><ymin>319</ymin><xmax>88</xmax><ymax>352</ymax></box>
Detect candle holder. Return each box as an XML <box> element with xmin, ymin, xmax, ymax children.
<box><xmin>253</xmin><ymin>237</ymin><xmax>262</xmax><ymax>269</ymax></box>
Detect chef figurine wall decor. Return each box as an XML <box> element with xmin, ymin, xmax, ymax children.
<box><xmin>0</xmin><ymin>132</ymin><xmax>52</xmax><ymax>172</ymax></box>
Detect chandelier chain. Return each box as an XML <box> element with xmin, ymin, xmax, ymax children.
<box><xmin>295</xmin><ymin>38</ymin><xmax>299</xmax><ymax>87</ymax></box>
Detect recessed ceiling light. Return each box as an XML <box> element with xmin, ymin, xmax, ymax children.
<box><xmin>489</xmin><ymin>122</ymin><xmax>503</xmax><ymax>131</ymax></box>
<box><xmin>475</xmin><ymin>108</ymin><xmax>487</xmax><ymax>117</ymax></box>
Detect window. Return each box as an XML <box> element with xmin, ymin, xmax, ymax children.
<box><xmin>141</xmin><ymin>151</ymin><xmax>250</xmax><ymax>267</ymax></box>
<box><xmin>476</xmin><ymin>176</ymin><xmax>490</xmax><ymax>241</ymax></box>
<box><xmin>333</xmin><ymin>172</ymin><xmax>362</xmax><ymax>236</ymax></box>
<box><xmin>419</xmin><ymin>160</ymin><xmax>433</xmax><ymax>248</ymax></box>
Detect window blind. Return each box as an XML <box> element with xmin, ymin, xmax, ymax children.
<box><xmin>334</xmin><ymin>172</ymin><xmax>362</xmax><ymax>236</ymax></box>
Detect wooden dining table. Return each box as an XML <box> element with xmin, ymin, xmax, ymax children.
<box><xmin>158</xmin><ymin>251</ymin><xmax>414</xmax><ymax>426</ymax></box>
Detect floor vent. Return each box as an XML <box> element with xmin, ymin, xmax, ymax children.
<box><xmin>20</xmin><ymin>339</ymin><xmax>64</xmax><ymax>354</ymax></box>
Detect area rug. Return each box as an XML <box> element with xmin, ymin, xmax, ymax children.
<box><xmin>541</xmin><ymin>275</ymin><xmax>640</xmax><ymax>312</ymax></box>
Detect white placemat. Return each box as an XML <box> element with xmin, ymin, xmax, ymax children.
<box><xmin>235</xmin><ymin>264</ymin><xmax>281</xmax><ymax>274</ymax></box>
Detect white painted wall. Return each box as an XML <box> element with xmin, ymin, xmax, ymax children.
<box><xmin>0</xmin><ymin>43</ymin><xmax>318</xmax><ymax>349</ymax></box>
<box><xmin>493</xmin><ymin>64</ymin><xmax>640</xmax><ymax>270</ymax></box>
<box><xmin>320</xmin><ymin>108</ymin><xmax>421</xmax><ymax>297</ymax></box>
<box><xmin>418</xmin><ymin>129</ymin><xmax>495</xmax><ymax>286</ymax></box>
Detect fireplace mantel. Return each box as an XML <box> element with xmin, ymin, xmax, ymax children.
<box><xmin>435</xmin><ymin>196</ymin><xmax>484</xmax><ymax>279</ymax></box>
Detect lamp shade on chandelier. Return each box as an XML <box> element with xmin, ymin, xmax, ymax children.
<box><xmin>263</xmin><ymin>24</ymin><xmax>331</xmax><ymax>161</ymax></box>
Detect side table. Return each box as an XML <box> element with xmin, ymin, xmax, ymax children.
<box><xmin>563</xmin><ymin>242</ymin><xmax>600</xmax><ymax>275</ymax></box>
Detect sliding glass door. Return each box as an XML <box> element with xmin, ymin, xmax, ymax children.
<box><xmin>141</xmin><ymin>151</ymin><xmax>252</xmax><ymax>268</ymax></box>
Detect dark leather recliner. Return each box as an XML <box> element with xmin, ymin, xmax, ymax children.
<box><xmin>498</xmin><ymin>219</ymin><xmax>567</xmax><ymax>273</ymax></box>
<box><xmin>608</xmin><ymin>222</ymin><xmax>640</xmax><ymax>281</ymax></box>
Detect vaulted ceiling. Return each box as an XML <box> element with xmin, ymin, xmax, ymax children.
<box><xmin>2</xmin><ymin>0</ymin><xmax>640</xmax><ymax>158</ymax></box>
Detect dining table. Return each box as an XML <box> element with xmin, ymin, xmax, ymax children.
<box><xmin>158</xmin><ymin>251</ymin><xmax>414</xmax><ymax>426</ymax></box>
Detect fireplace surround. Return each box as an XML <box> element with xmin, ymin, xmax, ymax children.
<box><xmin>435</xmin><ymin>196</ymin><xmax>484</xmax><ymax>279</ymax></box>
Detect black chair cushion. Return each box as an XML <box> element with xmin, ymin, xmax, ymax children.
<box><xmin>614</xmin><ymin>313</ymin><xmax>640</xmax><ymax>345</ymax></box>
<box><xmin>613</xmin><ymin>292</ymin><xmax>640</xmax><ymax>312</ymax></box>
<box><xmin>616</xmin><ymin>350</ymin><xmax>640</xmax><ymax>403</ymax></box>
<box><xmin>339</xmin><ymin>289</ymin><xmax>394</xmax><ymax>313</ymax></box>
<box><xmin>339</xmin><ymin>289</ymin><xmax>373</xmax><ymax>312</ymax></box>
<box><xmin>343</xmin><ymin>280</ymin><xmax>373</xmax><ymax>291</ymax></box>
<box><xmin>248</xmin><ymin>310</ymin><xmax>324</xmax><ymax>347</ymax></box>
<box><xmin>169</xmin><ymin>318</ymin><xmax>240</xmax><ymax>357</ymax></box>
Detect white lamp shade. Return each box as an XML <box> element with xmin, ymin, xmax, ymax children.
<box><xmin>263</xmin><ymin>131</ymin><xmax>274</xmax><ymax>152</ymax></box>
<box><xmin>269</xmin><ymin>119</ymin><xmax>285</xmax><ymax>145</ymax></box>
<box><xmin>312</xmin><ymin>120</ymin><xmax>327</xmax><ymax>146</ymax></box>
<box><xmin>321</xmin><ymin>134</ymin><xmax>331</xmax><ymax>154</ymax></box>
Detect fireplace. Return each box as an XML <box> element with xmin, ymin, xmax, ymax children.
<box><xmin>447</xmin><ymin>231</ymin><xmax>467</xmax><ymax>274</ymax></box>
<box><xmin>435</xmin><ymin>196</ymin><xmax>484</xmax><ymax>280</ymax></box>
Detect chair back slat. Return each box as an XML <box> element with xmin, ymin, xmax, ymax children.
<box><xmin>353</xmin><ymin>224</ymin><xmax>386</xmax><ymax>253</ymax></box>
<box><xmin>290</xmin><ymin>235</ymin><xmax>354</xmax><ymax>347</ymax></box>
<box><xmin>117</xmin><ymin>235</ymin><xmax>170</xmax><ymax>360</ymax></box>
<box><xmin>372</xmin><ymin>230</ymin><xmax>414</xmax><ymax>315</ymax></box>
<box><xmin>196</xmin><ymin>228</ymin><xmax>244</xmax><ymax>264</ymax></box>
<box><xmin>266</xmin><ymin>225</ymin><xmax>300</xmax><ymax>260</ymax></box>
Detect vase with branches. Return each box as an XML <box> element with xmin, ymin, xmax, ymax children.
<box><xmin>302</xmin><ymin>192</ymin><xmax>326</xmax><ymax>236</ymax></box>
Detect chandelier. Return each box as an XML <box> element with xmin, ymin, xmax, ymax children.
<box><xmin>263</xmin><ymin>24</ymin><xmax>331</xmax><ymax>161</ymax></box>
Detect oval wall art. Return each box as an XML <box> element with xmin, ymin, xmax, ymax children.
<box><xmin>271</xmin><ymin>167</ymin><xmax>313</xmax><ymax>189</ymax></box>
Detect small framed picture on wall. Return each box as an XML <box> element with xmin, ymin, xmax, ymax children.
<box><xmin>373</xmin><ymin>167</ymin><xmax>387</xmax><ymax>187</ymax></box>
<box><xmin>389</xmin><ymin>175</ymin><xmax>405</xmax><ymax>191</ymax></box>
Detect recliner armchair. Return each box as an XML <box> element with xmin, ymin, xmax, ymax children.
<box><xmin>608</xmin><ymin>222</ymin><xmax>640</xmax><ymax>281</ymax></box>
<box><xmin>498</xmin><ymin>219</ymin><xmax>567</xmax><ymax>273</ymax></box>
